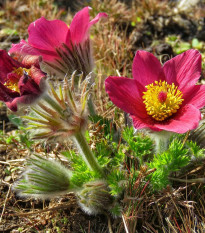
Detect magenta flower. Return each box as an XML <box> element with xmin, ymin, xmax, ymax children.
<box><xmin>9</xmin><ymin>7</ymin><xmax>107</xmax><ymax>78</ymax></box>
<box><xmin>0</xmin><ymin>50</ymin><xmax>46</xmax><ymax>111</ymax></box>
<box><xmin>105</xmin><ymin>49</ymin><xmax>205</xmax><ymax>134</ymax></box>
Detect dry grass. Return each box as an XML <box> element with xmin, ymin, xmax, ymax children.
<box><xmin>1</xmin><ymin>0</ymin><xmax>63</xmax><ymax>35</ymax></box>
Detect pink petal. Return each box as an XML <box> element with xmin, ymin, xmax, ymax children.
<box><xmin>89</xmin><ymin>12</ymin><xmax>108</xmax><ymax>27</ymax></box>
<box><xmin>163</xmin><ymin>49</ymin><xmax>201</xmax><ymax>90</ymax></box>
<box><xmin>153</xmin><ymin>104</ymin><xmax>201</xmax><ymax>133</ymax></box>
<box><xmin>0</xmin><ymin>50</ymin><xmax>22</xmax><ymax>82</ymax></box>
<box><xmin>69</xmin><ymin>7</ymin><xmax>90</xmax><ymax>44</ymax></box>
<box><xmin>9</xmin><ymin>40</ymin><xmax>59</xmax><ymax>62</ymax></box>
<box><xmin>6</xmin><ymin>95</ymin><xmax>38</xmax><ymax>112</ymax></box>
<box><xmin>132</xmin><ymin>50</ymin><xmax>165</xmax><ymax>86</ymax></box>
<box><xmin>29</xmin><ymin>66</ymin><xmax>46</xmax><ymax>86</ymax></box>
<box><xmin>28</xmin><ymin>17</ymin><xmax>69</xmax><ymax>51</ymax></box>
<box><xmin>69</xmin><ymin>7</ymin><xmax>107</xmax><ymax>44</ymax></box>
<box><xmin>9</xmin><ymin>40</ymin><xmax>39</xmax><ymax>56</ymax></box>
<box><xmin>0</xmin><ymin>82</ymin><xmax>20</xmax><ymax>111</ymax></box>
<box><xmin>18</xmin><ymin>66</ymin><xmax>46</xmax><ymax>95</ymax></box>
<box><xmin>131</xmin><ymin>104</ymin><xmax>201</xmax><ymax>133</ymax></box>
<box><xmin>19</xmin><ymin>74</ymin><xmax>41</xmax><ymax>96</ymax></box>
<box><xmin>182</xmin><ymin>85</ymin><xmax>205</xmax><ymax>109</ymax></box>
<box><xmin>105</xmin><ymin>76</ymin><xmax>147</xmax><ymax>117</ymax></box>
<box><xmin>131</xmin><ymin>114</ymin><xmax>161</xmax><ymax>131</ymax></box>
<box><xmin>21</xmin><ymin>55</ymin><xmax>40</xmax><ymax>68</ymax></box>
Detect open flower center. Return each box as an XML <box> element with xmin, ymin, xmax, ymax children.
<box><xmin>4</xmin><ymin>67</ymin><xmax>31</xmax><ymax>93</ymax></box>
<box><xmin>142</xmin><ymin>80</ymin><xmax>184</xmax><ymax>121</ymax></box>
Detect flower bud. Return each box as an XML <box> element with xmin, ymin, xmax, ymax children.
<box><xmin>77</xmin><ymin>180</ymin><xmax>114</xmax><ymax>215</ymax></box>
<box><xmin>13</xmin><ymin>155</ymin><xmax>72</xmax><ymax>199</ymax></box>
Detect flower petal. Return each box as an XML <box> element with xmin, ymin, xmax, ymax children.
<box><xmin>9</xmin><ymin>40</ymin><xmax>59</xmax><ymax>62</ymax></box>
<box><xmin>18</xmin><ymin>67</ymin><xmax>46</xmax><ymax>96</ymax></box>
<box><xmin>163</xmin><ymin>49</ymin><xmax>201</xmax><ymax>90</ymax></box>
<box><xmin>21</xmin><ymin>55</ymin><xmax>41</xmax><ymax>68</ymax></box>
<box><xmin>0</xmin><ymin>82</ymin><xmax>20</xmax><ymax>111</ymax></box>
<box><xmin>154</xmin><ymin>104</ymin><xmax>201</xmax><ymax>133</ymax></box>
<box><xmin>131</xmin><ymin>114</ymin><xmax>161</xmax><ymax>131</ymax></box>
<box><xmin>69</xmin><ymin>7</ymin><xmax>90</xmax><ymax>44</ymax></box>
<box><xmin>131</xmin><ymin>104</ymin><xmax>201</xmax><ymax>133</ymax></box>
<box><xmin>0</xmin><ymin>50</ymin><xmax>21</xmax><ymax>82</ymax></box>
<box><xmin>89</xmin><ymin>12</ymin><xmax>108</xmax><ymax>27</ymax></box>
<box><xmin>28</xmin><ymin>17</ymin><xmax>69</xmax><ymax>51</ymax></box>
<box><xmin>182</xmin><ymin>85</ymin><xmax>205</xmax><ymax>109</ymax></box>
<box><xmin>132</xmin><ymin>50</ymin><xmax>164</xmax><ymax>86</ymax></box>
<box><xmin>105</xmin><ymin>76</ymin><xmax>147</xmax><ymax>117</ymax></box>
<box><xmin>69</xmin><ymin>7</ymin><xmax>107</xmax><ymax>44</ymax></box>
<box><xmin>28</xmin><ymin>66</ymin><xmax>46</xmax><ymax>87</ymax></box>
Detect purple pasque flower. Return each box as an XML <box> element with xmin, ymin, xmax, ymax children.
<box><xmin>9</xmin><ymin>7</ymin><xmax>108</xmax><ymax>79</ymax></box>
<box><xmin>0</xmin><ymin>50</ymin><xmax>46</xmax><ymax>111</ymax></box>
<box><xmin>105</xmin><ymin>49</ymin><xmax>205</xmax><ymax>134</ymax></box>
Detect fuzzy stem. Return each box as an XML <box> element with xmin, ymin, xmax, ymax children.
<box><xmin>148</xmin><ymin>130</ymin><xmax>174</xmax><ymax>154</ymax></box>
<box><xmin>73</xmin><ymin>131</ymin><xmax>104</xmax><ymax>177</ymax></box>
<box><xmin>155</xmin><ymin>137</ymin><xmax>169</xmax><ymax>154</ymax></box>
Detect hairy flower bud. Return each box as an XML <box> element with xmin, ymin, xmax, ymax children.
<box><xmin>13</xmin><ymin>155</ymin><xmax>72</xmax><ymax>199</ymax></box>
<box><xmin>77</xmin><ymin>180</ymin><xmax>114</xmax><ymax>215</ymax></box>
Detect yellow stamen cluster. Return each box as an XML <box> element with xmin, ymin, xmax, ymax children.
<box><xmin>142</xmin><ymin>80</ymin><xmax>184</xmax><ymax>121</ymax></box>
<box><xmin>14</xmin><ymin>67</ymin><xmax>31</xmax><ymax>77</ymax></box>
<box><xmin>4</xmin><ymin>67</ymin><xmax>31</xmax><ymax>93</ymax></box>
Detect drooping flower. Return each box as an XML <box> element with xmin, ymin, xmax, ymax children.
<box><xmin>9</xmin><ymin>7</ymin><xmax>108</xmax><ymax>79</ymax></box>
<box><xmin>105</xmin><ymin>49</ymin><xmax>205</xmax><ymax>134</ymax></box>
<box><xmin>0</xmin><ymin>50</ymin><xmax>46</xmax><ymax>111</ymax></box>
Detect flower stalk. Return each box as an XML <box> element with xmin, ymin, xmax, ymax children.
<box><xmin>24</xmin><ymin>72</ymin><xmax>104</xmax><ymax>176</ymax></box>
<box><xmin>148</xmin><ymin>130</ymin><xmax>174</xmax><ymax>154</ymax></box>
<box><xmin>73</xmin><ymin>131</ymin><xmax>105</xmax><ymax>177</ymax></box>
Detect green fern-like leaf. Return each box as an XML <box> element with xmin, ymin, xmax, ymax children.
<box><xmin>149</xmin><ymin>139</ymin><xmax>190</xmax><ymax>191</ymax></box>
<box><xmin>62</xmin><ymin>150</ymin><xmax>101</xmax><ymax>187</ymax></box>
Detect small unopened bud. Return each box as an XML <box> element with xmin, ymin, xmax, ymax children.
<box><xmin>78</xmin><ymin>180</ymin><xmax>114</xmax><ymax>215</ymax></box>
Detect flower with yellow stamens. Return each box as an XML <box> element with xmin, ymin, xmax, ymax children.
<box><xmin>143</xmin><ymin>80</ymin><xmax>184</xmax><ymax>121</ymax></box>
<box><xmin>105</xmin><ymin>49</ymin><xmax>205</xmax><ymax>134</ymax></box>
<box><xmin>0</xmin><ymin>50</ymin><xmax>46</xmax><ymax>111</ymax></box>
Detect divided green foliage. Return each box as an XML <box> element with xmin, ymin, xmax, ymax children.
<box><xmin>186</xmin><ymin>140</ymin><xmax>205</xmax><ymax>159</ymax></box>
<box><xmin>122</xmin><ymin>127</ymin><xmax>153</xmax><ymax>164</ymax></box>
<box><xmin>149</xmin><ymin>139</ymin><xmax>190</xmax><ymax>191</ymax></box>
<box><xmin>7</xmin><ymin>115</ymin><xmax>34</xmax><ymax>148</ymax></box>
<box><xmin>106</xmin><ymin>127</ymin><xmax>154</xmax><ymax>196</ymax></box>
<box><xmin>148</xmin><ymin>135</ymin><xmax>205</xmax><ymax>191</ymax></box>
<box><xmin>89</xmin><ymin>114</ymin><xmax>120</xmax><ymax>142</ymax></box>
<box><xmin>62</xmin><ymin>150</ymin><xmax>101</xmax><ymax>187</ymax></box>
<box><xmin>107</xmin><ymin>169</ymin><xmax>126</xmax><ymax>196</ymax></box>
<box><xmin>63</xmin><ymin>123</ymin><xmax>205</xmax><ymax>197</ymax></box>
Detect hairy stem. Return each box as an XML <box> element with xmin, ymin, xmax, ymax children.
<box><xmin>73</xmin><ymin>131</ymin><xmax>105</xmax><ymax>177</ymax></box>
<box><xmin>148</xmin><ymin>130</ymin><xmax>174</xmax><ymax>154</ymax></box>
